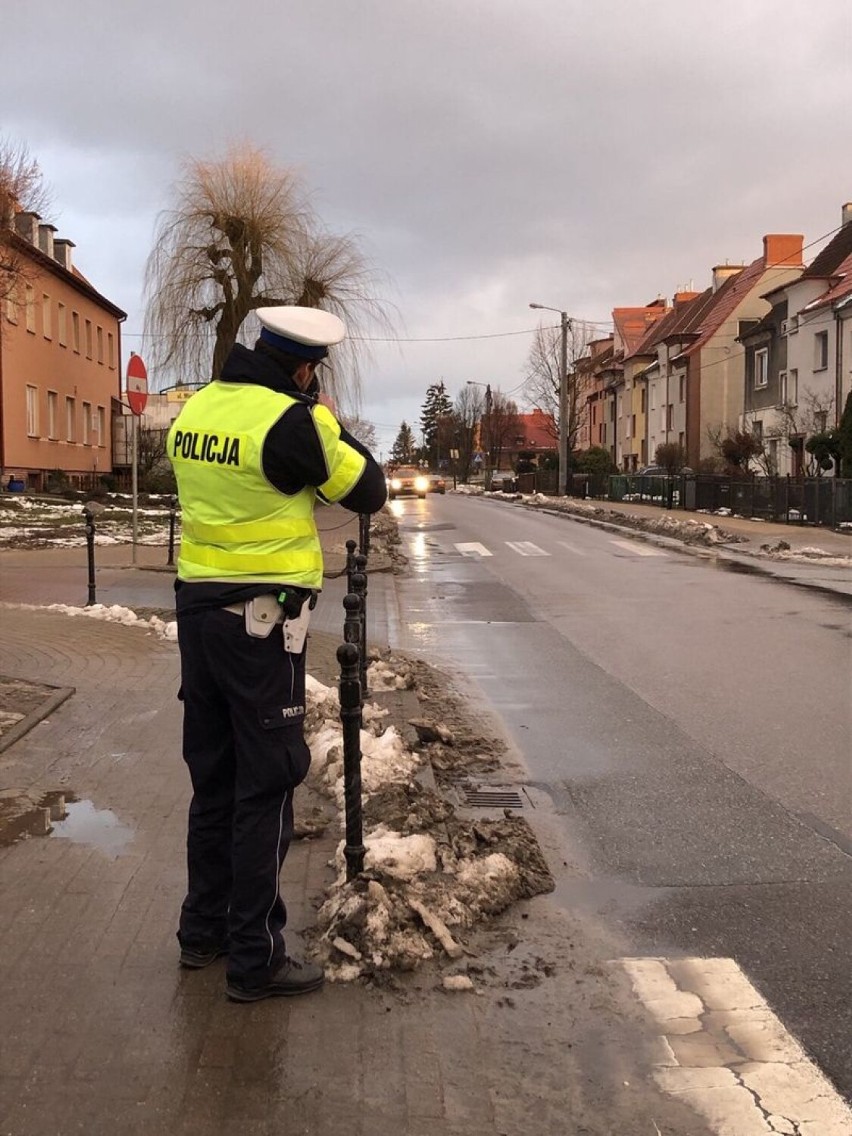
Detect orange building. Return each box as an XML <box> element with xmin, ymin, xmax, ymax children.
<box><xmin>1</xmin><ymin>210</ymin><xmax>126</xmax><ymax>490</ymax></box>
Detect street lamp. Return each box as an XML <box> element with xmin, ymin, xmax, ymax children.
<box><xmin>467</xmin><ymin>380</ymin><xmax>493</xmax><ymax>488</ymax></box>
<box><xmin>529</xmin><ymin>303</ymin><xmax>571</xmax><ymax>496</ymax></box>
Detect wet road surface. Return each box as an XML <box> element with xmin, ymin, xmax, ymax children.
<box><xmin>387</xmin><ymin>492</ymin><xmax>852</xmax><ymax>1103</ymax></box>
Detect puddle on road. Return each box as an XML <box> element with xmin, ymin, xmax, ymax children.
<box><xmin>50</xmin><ymin>799</ymin><xmax>133</xmax><ymax>858</ymax></box>
<box><xmin>0</xmin><ymin>790</ymin><xmax>133</xmax><ymax>857</ymax></box>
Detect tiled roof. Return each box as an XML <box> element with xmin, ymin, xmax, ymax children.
<box><xmin>513</xmin><ymin>409</ymin><xmax>556</xmax><ymax>449</ymax></box>
<box><xmin>802</xmin><ymin>250</ymin><xmax>852</xmax><ymax>313</ymax></box>
<box><xmin>800</xmin><ymin>223</ymin><xmax>852</xmax><ymax>279</ymax></box>
<box><xmin>613</xmin><ymin>304</ymin><xmax>668</xmax><ymax>356</ymax></box>
<box><xmin>683</xmin><ymin>259</ymin><xmax>767</xmax><ymax>357</ymax></box>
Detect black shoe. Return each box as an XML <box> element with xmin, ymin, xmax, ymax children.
<box><xmin>179</xmin><ymin>942</ymin><xmax>229</xmax><ymax>970</ymax></box>
<box><xmin>226</xmin><ymin>957</ymin><xmax>325</xmax><ymax>1002</ymax></box>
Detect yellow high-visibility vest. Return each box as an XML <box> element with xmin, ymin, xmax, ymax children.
<box><xmin>167</xmin><ymin>381</ymin><xmax>366</xmax><ymax>587</ymax></box>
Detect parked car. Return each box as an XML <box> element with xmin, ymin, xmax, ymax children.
<box><xmin>636</xmin><ymin>465</ymin><xmax>667</xmax><ymax>477</ymax></box>
<box><xmin>427</xmin><ymin>471</ymin><xmax>446</xmax><ymax>494</ymax></box>
<box><xmin>387</xmin><ymin>466</ymin><xmax>430</xmax><ymax>500</ymax></box>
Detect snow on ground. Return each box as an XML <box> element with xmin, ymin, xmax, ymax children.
<box><xmin>303</xmin><ymin>669</ymin><xmax>552</xmax><ymax>983</ymax></box>
<box><xmin>0</xmin><ymin>496</ymin><xmax>174</xmax><ymax>549</ymax></box>
<box><xmin>1</xmin><ymin>601</ymin><xmax>178</xmax><ymax>640</ymax></box>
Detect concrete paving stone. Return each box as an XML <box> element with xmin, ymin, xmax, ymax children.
<box><xmin>668</xmin><ymin>955</ymin><xmax>767</xmax><ymax>1011</ymax></box>
<box><xmin>666</xmin><ymin>1031</ymin><xmax>743</xmax><ymax>1068</ymax></box>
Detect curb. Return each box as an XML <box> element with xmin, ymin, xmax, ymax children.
<box><xmin>0</xmin><ymin>685</ymin><xmax>76</xmax><ymax>755</ymax></box>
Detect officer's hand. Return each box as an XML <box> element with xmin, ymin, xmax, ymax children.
<box><xmin>318</xmin><ymin>392</ymin><xmax>337</xmax><ymax>415</ymax></box>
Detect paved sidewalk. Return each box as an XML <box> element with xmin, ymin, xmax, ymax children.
<box><xmin>0</xmin><ymin>514</ymin><xmax>712</xmax><ymax>1135</ymax></box>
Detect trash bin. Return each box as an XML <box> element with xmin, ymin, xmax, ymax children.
<box><xmin>7</xmin><ymin>478</ymin><xmax>25</xmax><ymax>492</ymax></box>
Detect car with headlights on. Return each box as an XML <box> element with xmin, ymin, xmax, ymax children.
<box><xmin>387</xmin><ymin>466</ymin><xmax>430</xmax><ymax>500</ymax></box>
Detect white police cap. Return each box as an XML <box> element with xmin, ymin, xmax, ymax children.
<box><xmin>256</xmin><ymin>305</ymin><xmax>346</xmax><ymax>361</ymax></box>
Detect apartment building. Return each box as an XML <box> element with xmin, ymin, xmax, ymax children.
<box><xmin>1</xmin><ymin>210</ymin><xmax>126</xmax><ymax>490</ymax></box>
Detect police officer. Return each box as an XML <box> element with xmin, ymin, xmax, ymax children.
<box><xmin>167</xmin><ymin>306</ymin><xmax>387</xmax><ymax>1002</ymax></box>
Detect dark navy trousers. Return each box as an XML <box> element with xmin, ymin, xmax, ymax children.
<box><xmin>176</xmin><ymin>607</ymin><xmax>311</xmax><ymax>986</ymax></box>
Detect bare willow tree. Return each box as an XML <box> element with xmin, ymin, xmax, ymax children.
<box><xmin>523</xmin><ymin>320</ymin><xmax>595</xmax><ymax>463</ymax></box>
<box><xmin>0</xmin><ymin>137</ymin><xmax>52</xmax><ymax>334</ymax></box>
<box><xmin>484</xmin><ymin>390</ymin><xmax>520</xmax><ymax>471</ymax></box>
<box><xmin>453</xmin><ymin>384</ymin><xmax>485</xmax><ymax>483</ymax></box>
<box><xmin>144</xmin><ymin>144</ymin><xmax>393</xmax><ymax>407</ymax></box>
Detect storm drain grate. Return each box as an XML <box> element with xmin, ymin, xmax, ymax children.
<box><xmin>463</xmin><ymin>788</ymin><xmax>524</xmax><ymax>809</ymax></box>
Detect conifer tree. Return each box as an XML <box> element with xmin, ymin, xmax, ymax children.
<box><xmin>419</xmin><ymin>381</ymin><xmax>454</xmax><ymax>466</ymax></box>
<box><xmin>390</xmin><ymin>421</ymin><xmax>416</xmax><ymax>465</ymax></box>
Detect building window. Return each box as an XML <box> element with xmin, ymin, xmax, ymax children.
<box><xmin>4</xmin><ymin>284</ymin><xmax>18</xmax><ymax>323</ymax></box>
<box><xmin>679</xmin><ymin>431</ymin><xmax>685</xmax><ymax>449</ymax></box>
<box><xmin>814</xmin><ymin>410</ymin><xmax>828</xmax><ymax>433</ymax></box>
<box><xmin>631</xmin><ymin>414</ymin><xmax>637</xmax><ymax>439</ymax></box>
<box><xmin>640</xmin><ymin>388</ymin><xmax>646</xmax><ymax>413</ymax></box>
<box><xmin>754</xmin><ymin>348</ymin><xmax>768</xmax><ymax>388</ymax></box>
<box><xmin>666</xmin><ymin>404</ymin><xmax>674</xmax><ymax>431</ymax></box>
<box><xmin>25</xmin><ymin>286</ymin><xmax>36</xmax><ymax>332</ymax></box>
<box><xmin>751</xmin><ymin>420</ymin><xmax>763</xmax><ymax>443</ymax></box>
<box><xmin>42</xmin><ymin>294</ymin><xmax>52</xmax><ymax>339</ymax></box>
<box><xmin>48</xmin><ymin>391</ymin><xmax>58</xmax><ymax>439</ymax></box>
<box><xmin>66</xmin><ymin>397</ymin><xmax>76</xmax><ymax>442</ymax></box>
<box><xmin>82</xmin><ymin>401</ymin><xmax>92</xmax><ymax>445</ymax></box>
<box><xmin>814</xmin><ymin>330</ymin><xmax>828</xmax><ymax>370</ymax></box>
<box><xmin>72</xmin><ymin>312</ymin><xmax>81</xmax><ymax>352</ymax></box>
<box><xmin>97</xmin><ymin>326</ymin><xmax>104</xmax><ymax>364</ymax></box>
<box><xmin>97</xmin><ymin>406</ymin><xmax>106</xmax><ymax>447</ymax></box>
<box><xmin>779</xmin><ymin>369</ymin><xmax>798</xmax><ymax>407</ymax></box>
<box><xmin>26</xmin><ymin>385</ymin><xmax>39</xmax><ymax>436</ymax></box>
<box><xmin>107</xmin><ymin>332</ymin><xmax>115</xmax><ymax>368</ymax></box>
<box><xmin>768</xmin><ymin>439</ymin><xmax>778</xmax><ymax>470</ymax></box>
<box><xmin>85</xmin><ymin>320</ymin><xmax>93</xmax><ymax>359</ymax></box>
<box><xmin>679</xmin><ymin>375</ymin><xmax>686</xmax><ymax>402</ymax></box>
<box><xmin>58</xmin><ymin>303</ymin><xmax>67</xmax><ymax>346</ymax></box>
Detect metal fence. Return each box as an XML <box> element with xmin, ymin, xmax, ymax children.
<box><xmin>491</xmin><ymin>471</ymin><xmax>852</xmax><ymax>528</ymax></box>
<box><xmin>605</xmin><ymin>474</ymin><xmax>852</xmax><ymax>527</ymax></box>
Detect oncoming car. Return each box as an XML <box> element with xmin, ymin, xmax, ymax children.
<box><xmin>428</xmin><ymin>472</ymin><xmax>446</xmax><ymax>494</ymax></box>
<box><xmin>387</xmin><ymin>466</ymin><xmax>430</xmax><ymax>500</ymax></box>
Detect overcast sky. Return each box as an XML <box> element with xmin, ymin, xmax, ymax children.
<box><xmin>3</xmin><ymin>0</ymin><xmax>851</xmax><ymax>457</ymax></box>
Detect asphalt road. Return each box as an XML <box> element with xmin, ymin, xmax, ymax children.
<box><xmin>384</xmin><ymin>491</ymin><xmax>852</xmax><ymax>1101</ymax></box>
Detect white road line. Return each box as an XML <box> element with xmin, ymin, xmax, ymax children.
<box><xmin>556</xmin><ymin>541</ymin><xmax>588</xmax><ymax>557</ymax></box>
<box><xmin>609</xmin><ymin>539</ymin><xmax>666</xmax><ymax>558</ymax></box>
<box><xmin>505</xmin><ymin>541</ymin><xmax>549</xmax><ymax>557</ymax></box>
<box><xmin>454</xmin><ymin>542</ymin><xmax>492</xmax><ymax>557</ymax></box>
<box><xmin>620</xmin><ymin>956</ymin><xmax>852</xmax><ymax>1135</ymax></box>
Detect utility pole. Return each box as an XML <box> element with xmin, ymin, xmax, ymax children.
<box><xmin>530</xmin><ymin>304</ymin><xmax>571</xmax><ymax>495</ymax></box>
<box><xmin>558</xmin><ymin>311</ymin><xmax>569</xmax><ymax>496</ymax></box>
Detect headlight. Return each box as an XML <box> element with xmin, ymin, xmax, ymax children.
<box><xmin>390</xmin><ymin>478</ymin><xmax>402</xmax><ymax>490</ymax></box>
<box><xmin>414</xmin><ymin>477</ymin><xmax>429</xmax><ymax>492</ymax></box>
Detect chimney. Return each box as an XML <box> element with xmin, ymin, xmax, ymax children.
<box><xmin>53</xmin><ymin>238</ymin><xmax>75</xmax><ymax>272</ymax></box>
<box><xmin>38</xmin><ymin>223</ymin><xmax>57</xmax><ymax>259</ymax></box>
<box><xmin>13</xmin><ymin>210</ymin><xmax>41</xmax><ymax>244</ymax></box>
<box><xmin>842</xmin><ymin>203</ymin><xmax>852</xmax><ymax>228</ymax></box>
<box><xmin>673</xmin><ymin>290</ymin><xmax>701</xmax><ymax>306</ymax></box>
<box><xmin>763</xmin><ymin>234</ymin><xmax>804</xmax><ymax>267</ymax></box>
<box><xmin>711</xmin><ymin>264</ymin><xmax>744</xmax><ymax>292</ymax></box>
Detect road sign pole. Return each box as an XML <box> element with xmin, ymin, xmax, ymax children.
<box><xmin>131</xmin><ymin>413</ymin><xmax>138</xmax><ymax>565</ymax></box>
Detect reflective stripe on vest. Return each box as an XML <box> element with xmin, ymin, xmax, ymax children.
<box><xmin>312</xmin><ymin>404</ymin><xmax>368</xmax><ymax>501</ymax></box>
<box><xmin>168</xmin><ymin>382</ymin><xmax>326</xmax><ymax>586</ymax></box>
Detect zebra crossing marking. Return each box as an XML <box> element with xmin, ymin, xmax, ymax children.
<box><xmin>505</xmin><ymin>541</ymin><xmax>549</xmax><ymax>557</ymax></box>
<box><xmin>609</xmin><ymin>539</ymin><xmax>666</xmax><ymax>557</ymax></box>
<box><xmin>454</xmin><ymin>542</ymin><xmax>492</xmax><ymax>557</ymax></box>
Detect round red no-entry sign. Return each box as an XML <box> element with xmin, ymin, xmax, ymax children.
<box><xmin>126</xmin><ymin>354</ymin><xmax>148</xmax><ymax>415</ymax></box>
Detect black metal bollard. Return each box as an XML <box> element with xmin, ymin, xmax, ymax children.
<box><xmin>167</xmin><ymin>495</ymin><xmax>177</xmax><ymax>567</ymax></box>
<box><xmin>343</xmin><ymin>592</ymin><xmax>362</xmax><ymax>647</ymax></box>
<box><xmin>337</xmin><ymin>641</ymin><xmax>365</xmax><ymax>881</ymax></box>
<box><xmin>358</xmin><ymin>512</ymin><xmax>371</xmax><ymax>558</ymax></box>
<box><xmin>353</xmin><ymin>553</ymin><xmax>369</xmax><ymax>697</ymax></box>
<box><xmin>345</xmin><ymin>538</ymin><xmax>357</xmax><ymax>593</ymax></box>
<box><xmin>83</xmin><ymin>506</ymin><xmax>97</xmax><ymax>607</ymax></box>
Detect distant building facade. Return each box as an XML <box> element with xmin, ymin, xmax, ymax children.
<box><xmin>1</xmin><ymin>210</ymin><xmax>126</xmax><ymax>490</ymax></box>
